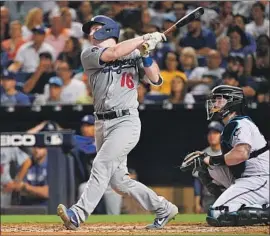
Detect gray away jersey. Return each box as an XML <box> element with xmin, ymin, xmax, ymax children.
<box><xmin>1</xmin><ymin>147</ymin><xmax>29</xmax><ymax>185</ymax></box>
<box><xmin>81</xmin><ymin>45</ymin><xmax>162</xmax><ymax>112</ymax></box>
<box><xmin>222</xmin><ymin>117</ymin><xmax>269</xmax><ymax>177</ymax></box>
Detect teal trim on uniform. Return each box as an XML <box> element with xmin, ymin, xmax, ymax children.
<box><xmin>229</xmin><ymin>121</ymin><xmax>239</xmax><ymax>145</ymax></box>
<box><xmin>228</xmin><ymin>115</ymin><xmax>252</xmax><ymax>124</ymax></box>
<box><xmin>226</xmin><ymin>116</ymin><xmax>251</xmax><ymax>146</ymax></box>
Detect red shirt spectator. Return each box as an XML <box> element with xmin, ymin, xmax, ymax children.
<box><xmin>45</xmin><ymin>13</ymin><xmax>71</xmax><ymax>58</ymax></box>
<box><xmin>2</xmin><ymin>21</ymin><xmax>26</xmax><ymax>60</ymax></box>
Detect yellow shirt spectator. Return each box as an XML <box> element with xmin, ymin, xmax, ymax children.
<box><xmin>151</xmin><ymin>52</ymin><xmax>187</xmax><ymax>95</ymax></box>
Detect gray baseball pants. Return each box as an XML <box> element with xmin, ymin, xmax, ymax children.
<box><xmin>71</xmin><ymin>110</ymin><xmax>173</xmax><ymax>222</ymax></box>
<box><xmin>208</xmin><ymin>166</ymin><xmax>269</xmax><ymax>218</ymax></box>
<box><xmin>78</xmin><ymin>183</ymin><xmax>122</xmax><ymax>215</ymax></box>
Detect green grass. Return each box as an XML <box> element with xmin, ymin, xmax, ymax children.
<box><xmin>1</xmin><ymin>214</ymin><xmax>206</xmax><ymax>223</ymax></box>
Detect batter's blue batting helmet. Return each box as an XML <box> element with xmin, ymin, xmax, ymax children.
<box><xmin>82</xmin><ymin>15</ymin><xmax>120</xmax><ymax>42</ymax></box>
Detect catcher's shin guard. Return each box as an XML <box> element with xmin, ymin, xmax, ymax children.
<box><xmin>206</xmin><ymin>204</ymin><xmax>270</xmax><ymax>227</ymax></box>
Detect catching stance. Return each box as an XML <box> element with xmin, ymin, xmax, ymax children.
<box><xmin>181</xmin><ymin>85</ymin><xmax>269</xmax><ymax>226</ymax></box>
<box><xmin>57</xmin><ymin>15</ymin><xmax>178</xmax><ymax>230</ymax></box>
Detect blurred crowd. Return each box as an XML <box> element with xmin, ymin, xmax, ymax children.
<box><xmin>1</xmin><ymin>1</ymin><xmax>270</xmax><ymax>107</ymax></box>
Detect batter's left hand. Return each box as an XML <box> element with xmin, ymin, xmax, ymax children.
<box><xmin>140</xmin><ymin>38</ymin><xmax>159</xmax><ymax>56</ymax></box>
<box><xmin>143</xmin><ymin>32</ymin><xmax>166</xmax><ymax>42</ymax></box>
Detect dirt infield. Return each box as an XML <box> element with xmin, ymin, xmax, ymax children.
<box><xmin>1</xmin><ymin>223</ymin><xmax>269</xmax><ymax>235</ymax></box>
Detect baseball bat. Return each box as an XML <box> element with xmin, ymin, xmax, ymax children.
<box><xmin>142</xmin><ymin>7</ymin><xmax>204</xmax><ymax>51</ymax></box>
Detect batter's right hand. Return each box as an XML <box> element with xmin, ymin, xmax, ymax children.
<box><xmin>143</xmin><ymin>32</ymin><xmax>167</xmax><ymax>42</ymax></box>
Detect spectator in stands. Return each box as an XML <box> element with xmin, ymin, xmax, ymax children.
<box><xmin>217</xmin><ymin>36</ymin><xmax>230</xmax><ymax>68</ymax></box>
<box><xmin>162</xmin><ymin>15</ymin><xmax>177</xmax><ymax>51</ymax></box>
<box><xmin>4</xmin><ymin>1</ymin><xmax>41</xmax><ymax>22</ymax></box>
<box><xmin>213</xmin><ymin>2</ymin><xmax>233</xmax><ymax>38</ymax></box>
<box><xmin>232</xmin><ymin>1</ymin><xmax>255</xmax><ymax>19</ymax></box>
<box><xmin>1</xmin><ymin>147</ymin><xmax>31</xmax><ymax>207</ymax></box>
<box><xmin>60</xmin><ymin>7</ymin><xmax>83</xmax><ymax>39</ymax></box>
<box><xmin>2</xmin><ymin>21</ymin><xmax>26</xmax><ymax>61</ymax></box>
<box><xmin>221</xmin><ymin>70</ymin><xmax>257</xmax><ymax>99</ymax></box>
<box><xmin>179</xmin><ymin>47</ymin><xmax>198</xmax><ymax>79</ymax></box>
<box><xmin>197</xmin><ymin>2</ymin><xmax>219</xmax><ymax>28</ymax></box>
<box><xmin>8</xmin><ymin>26</ymin><xmax>55</xmax><ymax>73</ymax></box>
<box><xmin>45</xmin><ymin>12</ymin><xmax>70</xmax><ymax>58</ymax></box>
<box><xmin>152</xmin><ymin>15</ymin><xmax>177</xmax><ymax>68</ymax></box>
<box><xmin>21</xmin><ymin>8</ymin><xmax>44</xmax><ymax>41</ymax></box>
<box><xmin>119</xmin><ymin>28</ymin><xmax>137</xmax><ymax>42</ymax></box>
<box><xmin>226</xmin><ymin>55</ymin><xmax>258</xmax><ymax>98</ymax></box>
<box><xmin>97</xmin><ymin>4</ymin><xmax>113</xmax><ymax>18</ymax></box>
<box><xmin>253</xmin><ymin>35</ymin><xmax>270</xmax><ymax>102</ymax></box>
<box><xmin>23</xmin><ymin>52</ymin><xmax>56</xmax><ymax>94</ymax></box>
<box><xmin>193</xmin><ymin>121</ymin><xmax>224</xmax><ymax>213</ymax></box>
<box><xmin>140</xmin><ymin>8</ymin><xmax>152</xmax><ymax>34</ymax></box>
<box><xmin>227</xmin><ymin>26</ymin><xmax>254</xmax><ymax>75</ymax></box>
<box><xmin>245</xmin><ymin>2</ymin><xmax>270</xmax><ymax>39</ymax></box>
<box><xmin>256</xmin><ymin>34</ymin><xmax>270</xmax><ymax>52</ymax></box>
<box><xmin>178</xmin><ymin>17</ymin><xmax>216</xmax><ymax>57</ymax></box>
<box><xmin>148</xmin><ymin>1</ymin><xmax>173</xmax><ymax>29</ymax></box>
<box><xmin>173</xmin><ymin>2</ymin><xmax>187</xmax><ymax>39</ymax></box>
<box><xmin>188</xmin><ymin>50</ymin><xmax>225</xmax><ymax>96</ymax></box>
<box><xmin>0</xmin><ymin>6</ymin><xmax>10</xmax><ymax>40</ymax></box>
<box><xmin>53</xmin><ymin>61</ymin><xmax>87</xmax><ymax>104</ymax></box>
<box><xmin>0</xmin><ymin>70</ymin><xmax>30</xmax><ymax>106</ymax></box>
<box><xmin>255</xmin><ymin>49</ymin><xmax>270</xmax><ymax>103</ymax></box>
<box><xmin>1</xmin><ymin>47</ymin><xmax>10</xmax><ymax>69</ymax></box>
<box><xmin>261</xmin><ymin>0</ymin><xmax>270</xmax><ymax>19</ymax></box>
<box><xmin>19</xmin><ymin>147</ymin><xmax>49</xmax><ymax>205</ymax></box>
<box><xmin>163</xmin><ymin>76</ymin><xmax>195</xmax><ymax>107</ymax></box>
<box><xmin>51</xmin><ymin>1</ymin><xmax>77</xmax><ymax>21</ymax></box>
<box><xmin>77</xmin><ymin>1</ymin><xmax>93</xmax><ymax>24</ymax></box>
<box><xmin>57</xmin><ymin>37</ymin><xmax>82</xmax><ymax>70</ymax></box>
<box><xmin>110</xmin><ymin>1</ymin><xmax>126</xmax><ymax>19</ymax></box>
<box><xmin>137</xmin><ymin>81</ymin><xmax>153</xmax><ymax>105</ymax></box>
<box><xmin>233</xmin><ymin>14</ymin><xmax>257</xmax><ymax>54</ymax></box>
<box><xmin>152</xmin><ymin>52</ymin><xmax>187</xmax><ymax>95</ymax></box>
<box><xmin>33</xmin><ymin>76</ymin><xmax>63</xmax><ymax>106</ymax></box>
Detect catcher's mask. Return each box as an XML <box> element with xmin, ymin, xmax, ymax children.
<box><xmin>206</xmin><ymin>85</ymin><xmax>245</xmax><ymax>121</ymax></box>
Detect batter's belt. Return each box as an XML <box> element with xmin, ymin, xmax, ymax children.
<box><xmin>94</xmin><ymin>109</ymin><xmax>130</xmax><ymax>120</ymax></box>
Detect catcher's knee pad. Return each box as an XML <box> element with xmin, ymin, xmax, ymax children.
<box><xmin>206</xmin><ymin>204</ymin><xmax>270</xmax><ymax>227</ymax></box>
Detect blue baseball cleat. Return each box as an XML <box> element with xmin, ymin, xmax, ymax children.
<box><xmin>145</xmin><ymin>204</ymin><xmax>178</xmax><ymax>229</ymax></box>
<box><xmin>57</xmin><ymin>204</ymin><xmax>79</xmax><ymax>230</ymax></box>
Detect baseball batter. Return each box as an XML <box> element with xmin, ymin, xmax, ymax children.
<box><xmin>57</xmin><ymin>15</ymin><xmax>178</xmax><ymax>230</ymax></box>
<box><xmin>182</xmin><ymin>85</ymin><xmax>269</xmax><ymax>226</ymax></box>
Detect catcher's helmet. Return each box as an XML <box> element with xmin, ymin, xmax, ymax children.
<box><xmin>206</xmin><ymin>85</ymin><xmax>245</xmax><ymax>121</ymax></box>
<box><xmin>82</xmin><ymin>15</ymin><xmax>120</xmax><ymax>42</ymax></box>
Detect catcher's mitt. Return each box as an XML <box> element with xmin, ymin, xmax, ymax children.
<box><xmin>180</xmin><ymin>151</ymin><xmax>208</xmax><ymax>173</ymax></box>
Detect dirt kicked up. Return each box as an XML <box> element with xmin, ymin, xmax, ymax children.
<box><xmin>1</xmin><ymin>222</ymin><xmax>269</xmax><ymax>235</ymax></box>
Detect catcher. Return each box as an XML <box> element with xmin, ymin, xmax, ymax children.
<box><xmin>181</xmin><ymin>85</ymin><xmax>269</xmax><ymax>226</ymax></box>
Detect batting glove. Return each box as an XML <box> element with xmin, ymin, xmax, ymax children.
<box><xmin>140</xmin><ymin>38</ymin><xmax>160</xmax><ymax>57</ymax></box>
<box><xmin>143</xmin><ymin>32</ymin><xmax>167</xmax><ymax>42</ymax></box>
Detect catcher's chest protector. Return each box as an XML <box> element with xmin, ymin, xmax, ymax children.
<box><xmin>221</xmin><ymin>119</ymin><xmax>246</xmax><ymax>179</ymax></box>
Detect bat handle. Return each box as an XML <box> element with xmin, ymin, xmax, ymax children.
<box><xmin>163</xmin><ymin>25</ymin><xmax>177</xmax><ymax>35</ymax></box>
